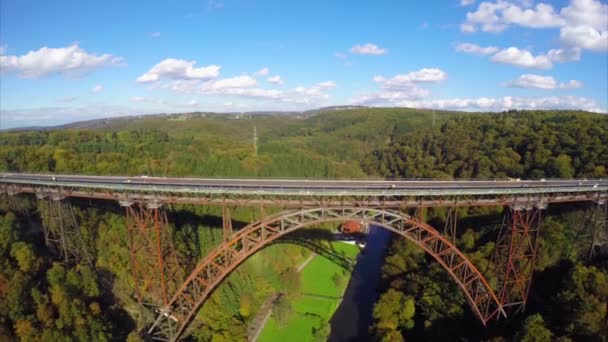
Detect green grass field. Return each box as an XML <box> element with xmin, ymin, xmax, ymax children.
<box><xmin>258</xmin><ymin>242</ymin><xmax>360</xmax><ymax>342</ymax></box>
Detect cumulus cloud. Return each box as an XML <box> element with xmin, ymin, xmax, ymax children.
<box><xmin>501</xmin><ymin>3</ymin><xmax>565</xmax><ymax>28</ymax></box>
<box><xmin>491</xmin><ymin>47</ymin><xmax>552</xmax><ymax>69</ymax></box>
<box><xmin>462</xmin><ymin>1</ymin><xmax>563</xmax><ymax>33</ymax></box>
<box><xmin>547</xmin><ymin>47</ymin><xmax>582</xmax><ymax>62</ymax></box>
<box><xmin>461</xmin><ymin>0</ymin><xmax>476</xmax><ymax>6</ymax></box>
<box><xmin>455</xmin><ymin>42</ymin><xmax>499</xmax><ymax>55</ymax></box>
<box><xmin>350</xmin><ymin>43</ymin><xmax>388</xmax><ymax>55</ymax></box>
<box><xmin>254</xmin><ymin>67</ymin><xmax>270</xmax><ymax>77</ymax></box>
<box><xmin>267</xmin><ymin>75</ymin><xmax>283</xmax><ymax>85</ymax></box>
<box><xmin>334</xmin><ymin>52</ymin><xmax>348</xmax><ymax>59</ymax></box>
<box><xmin>457</xmin><ymin>44</ymin><xmax>580</xmax><ymax>69</ymax></box>
<box><xmin>0</xmin><ymin>44</ymin><xmax>123</xmax><ymax>78</ymax></box>
<box><xmin>132</xmin><ymin>96</ymin><xmax>146</xmax><ymax>102</ymax></box>
<box><xmin>560</xmin><ymin>25</ymin><xmax>608</xmax><ymax>51</ymax></box>
<box><xmin>352</xmin><ymin>88</ymin><xmax>431</xmax><ymax>105</ymax></box>
<box><xmin>151</xmin><ymin>32</ymin><xmax>161</xmax><ymax>38</ymax></box>
<box><xmin>460</xmin><ymin>0</ymin><xmax>608</xmax><ymax>51</ymax></box>
<box><xmin>157</xmin><ymin>72</ymin><xmax>335</xmax><ymax>105</ymax></box>
<box><xmin>505</xmin><ymin>74</ymin><xmax>583</xmax><ymax>89</ymax></box>
<box><xmin>91</xmin><ymin>85</ymin><xmax>103</xmax><ymax>93</ymax></box>
<box><xmin>353</xmin><ymin>68</ymin><xmax>447</xmax><ymax>106</ymax></box>
<box><xmin>561</xmin><ymin>0</ymin><xmax>608</xmax><ymax>32</ymax></box>
<box><xmin>136</xmin><ymin>58</ymin><xmax>220</xmax><ymax>83</ymax></box>
<box><xmin>374</xmin><ymin>68</ymin><xmax>447</xmax><ymax>89</ymax></box>
<box><xmin>391</xmin><ymin>96</ymin><xmax>605</xmax><ymax>113</ymax></box>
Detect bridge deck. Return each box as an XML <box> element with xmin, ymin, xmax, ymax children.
<box><xmin>2</xmin><ymin>173</ymin><xmax>607</xmax><ymax>207</ymax></box>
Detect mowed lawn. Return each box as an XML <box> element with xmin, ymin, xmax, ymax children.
<box><xmin>258</xmin><ymin>242</ymin><xmax>360</xmax><ymax>342</ymax></box>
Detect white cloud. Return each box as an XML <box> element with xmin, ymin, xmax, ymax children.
<box><xmin>374</xmin><ymin>68</ymin><xmax>447</xmax><ymax>90</ymax></box>
<box><xmin>201</xmin><ymin>75</ymin><xmax>257</xmax><ymax>91</ymax></box>
<box><xmin>462</xmin><ymin>1</ymin><xmax>563</xmax><ymax>33</ymax></box>
<box><xmin>91</xmin><ymin>85</ymin><xmax>103</xmax><ymax>93</ymax></box>
<box><xmin>158</xmin><ymin>72</ymin><xmax>334</xmax><ymax>104</ymax></box>
<box><xmin>132</xmin><ymin>96</ymin><xmax>146</xmax><ymax>102</ymax></box>
<box><xmin>254</xmin><ymin>67</ymin><xmax>270</xmax><ymax>77</ymax></box>
<box><xmin>505</xmin><ymin>74</ymin><xmax>583</xmax><ymax>89</ymax></box>
<box><xmin>352</xmin><ymin>88</ymin><xmax>431</xmax><ymax>105</ymax></box>
<box><xmin>461</xmin><ymin>0</ymin><xmax>476</xmax><ymax>6</ymax></box>
<box><xmin>560</xmin><ymin>0</ymin><xmax>608</xmax><ymax>51</ymax></box>
<box><xmin>267</xmin><ymin>75</ymin><xmax>283</xmax><ymax>85</ymax></box>
<box><xmin>547</xmin><ymin>47</ymin><xmax>582</xmax><ymax>62</ymax></box>
<box><xmin>561</xmin><ymin>79</ymin><xmax>584</xmax><ymax>88</ymax></box>
<box><xmin>491</xmin><ymin>47</ymin><xmax>552</xmax><ymax>69</ymax></box>
<box><xmin>455</xmin><ymin>42</ymin><xmax>499</xmax><ymax>55</ymax></box>
<box><xmin>560</xmin><ymin>25</ymin><xmax>608</xmax><ymax>51</ymax></box>
<box><xmin>151</xmin><ymin>32</ymin><xmax>161</xmax><ymax>38</ymax></box>
<box><xmin>463</xmin><ymin>1</ymin><xmax>510</xmax><ymax>33</ymax></box>
<box><xmin>460</xmin><ymin>23</ymin><xmax>477</xmax><ymax>32</ymax></box>
<box><xmin>353</xmin><ymin>69</ymin><xmax>446</xmax><ymax>105</ymax></box>
<box><xmin>187</xmin><ymin>99</ymin><xmax>198</xmax><ymax>107</ymax></box>
<box><xmin>561</xmin><ymin>0</ymin><xmax>608</xmax><ymax>31</ymax></box>
<box><xmin>506</xmin><ymin>74</ymin><xmax>558</xmax><ymax>89</ymax></box>
<box><xmin>501</xmin><ymin>3</ymin><xmax>564</xmax><ymax>28</ymax></box>
<box><xmin>0</xmin><ymin>44</ymin><xmax>123</xmax><ymax>78</ymax></box>
<box><xmin>382</xmin><ymin>96</ymin><xmax>605</xmax><ymax>113</ymax></box>
<box><xmin>334</xmin><ymin>52</ymin><xmax>348</xmax><ymax>59</ymax></box>
<box><xmin>460</xmin><ymin>0</ymin><xmax>608</xmax><ymax>51</ymax></box>
<box><xmin>136</xmin><ymin>58</ymin><xmax>220</xmax><ymax>83</ymax></box>
<box><xmin>294</xmin><ymin>81</ymin><xmax>336</xmax><ymax>98</ymax></box>
<box><xmin>350</xmin><ymin>43</ymin><xmax>388</xmax><ymax>55</ymax></box>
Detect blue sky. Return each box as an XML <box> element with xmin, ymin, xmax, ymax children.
<box><xmin>1</xmin><ymin>0</ymin><xmax>607</xmax><ymax>128</ymax></box>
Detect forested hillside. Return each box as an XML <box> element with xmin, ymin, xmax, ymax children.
<box><xmin>363</xmin><ymin>110</ymin><xmax>608</xmax><ymax>179</ymax></box>
<box><xmin>0</xmin><ymin>107</ymin><xmax>607</xmax><ymax>341</ymax></box>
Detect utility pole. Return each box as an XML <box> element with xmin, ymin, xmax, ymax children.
<box><xmin>253</xmin><ymin>125</ymin><xmax>258</xmax><ymax>157</ymax></box>
<box><xmin>432</xmin><ymin>110</ymin><xmax>436</xmax><ymax>129</ymax></box>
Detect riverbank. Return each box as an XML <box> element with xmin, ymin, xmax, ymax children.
<box><xmin>258</xmin><ymin>242</ymin><xmax>360</xmax><ymax>342</ymax></box>
<box><xmin>328</xmin><ymin>226</ymin><xmax>393</xmax><ymax>341</ymax></box>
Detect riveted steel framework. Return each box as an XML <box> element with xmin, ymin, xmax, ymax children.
<box><xmin>491</xmin><ymin>206</ymin><xmax>542</xmax><ymax>313</ymax></box>
<box><xmin>222</xmin><ymin>207</ymin><xmax>233</xmax><ymax>242</ymax></box>
<box><xmin>147</xmin><ymin>207</ymin><xmax>506</xmax><ymax>341</ymax></box>
<box><xmin>590</xmin><ymin>200</ymin><xmax>608</xmax><ymax>258</ymax></box>
<box><xmin>37</xmin><ymin>195</ymin><xmax>92</xmax><ymax>266</ymax></box>
<box><xmin>125</xmin><ymin>202</ymin><xmax>181</xmax><ymax>306</ymax></box>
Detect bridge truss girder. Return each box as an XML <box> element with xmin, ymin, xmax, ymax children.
<box><xmin>37</xmin><ymin>194</ymin><xmax>93</xmax><ymax>266</ymax></box>
<box><xmin>589</xmin><ymin>200</ymin><xmax>608</xmax><ymax>258</ymax></box>
<box><xmin>125</xmin><ymin>202</ymin><xmax>181</xmax><ymax>306</ymax></box>
<box><xmin>147</xmin><ymin>207</ymin><xmax>505</xmax><ymax>341</ymax></box>
<box><xmin>491</xmin><ymin>205</ymin><xmax>543</xmax><ymax>314</ymax></box>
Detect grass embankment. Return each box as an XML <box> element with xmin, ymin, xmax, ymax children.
<box><xmin>258</xmin><ymin>242</ymin><xmax>360</xmax><ymax>342</ymax></box>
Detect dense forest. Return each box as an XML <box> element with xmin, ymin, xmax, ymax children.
<box><xmin>0</xmin><ymin>107</ymin><xmax>607</xmax><ymax>341</ymax></box>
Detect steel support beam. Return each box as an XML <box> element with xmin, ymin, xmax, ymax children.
<box><xmin>222</xmin><ymin>207</ymin><xmax>233</xmax><ymax>242</ymax></box>
<box><xmin>124</xmin><ymin>202</ymin><xmax>181</xmax><ymax>306</ymax></box>
<box><xmin>443</xmin><ymin>207</ymin><xmax>458</xmax><ymax>243</ymax></box>
<box><xmin>38</xmin><ymin>195</ymin><xmax>92</xmax><ymax>266</ymax></box>
<box><xmin>589</xmin><ymin>199</ymin><xmax>608</xmax><ymax>258</ymax></box>
<box><xmin>491</xmin><ymin>204</ymin><xmax>543</xmax><ymax>313</ymax></box>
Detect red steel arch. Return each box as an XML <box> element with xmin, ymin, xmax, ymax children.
<box><xmin>148</xmin><ymin>207</ymin><xmax>505</xmax><ymax>341</ymax></box>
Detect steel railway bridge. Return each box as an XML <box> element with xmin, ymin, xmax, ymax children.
<box><xmin>1</xmin><ymin>173</ymin><xmax>607</xmax><ymax>341</ymax></box>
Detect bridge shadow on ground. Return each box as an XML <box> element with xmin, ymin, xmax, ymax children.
<box><xmin>272</xmin><ymin>228</ymin><xmax>356</xmax><ymax>271</ymax></box>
